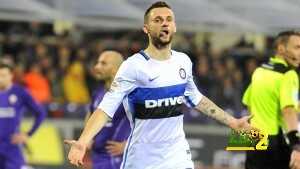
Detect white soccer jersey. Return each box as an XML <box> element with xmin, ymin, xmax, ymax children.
<box><xmin>98</xmin><ymin>50</ymin><xmax>203</xmax><ymax>169</ymax></box>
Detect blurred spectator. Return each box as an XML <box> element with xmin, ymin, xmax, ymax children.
<box><xmin>23</xmin><ymin>62</ymin><xmax>51</xmax><ymax>104</ymax></box>
<box><xmin>194</xmin><ymin>56</ymin><xmax>212</xmax><ymax>97</ymax></box>
<box><xmin>58</xmin><ymin>45</ymin><xmax>71</xmax><ymax>73</ymax></box>
<box><xmin>13</xmin><ymin>63</ymin><xmax>25</xmax><ymax>84</ymax></box>
<box><xmin>243</xmin><ymin>57</ymin><xmax>258</xmax><ymax>89</ymax></box>
<box><xmin>47</xmin><ymin>69</ymin><xmax>63</xmax><ymax>102</ymax></box>
<box><xmin>63</xmin><ymin>59</ymin><xmax>90</xmax><ymax>104</ymax></box>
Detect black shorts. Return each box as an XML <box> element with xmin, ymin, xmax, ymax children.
<box><xmin>245</xmin><ymin>130</ymin><xmax>291</xmax><ymax>169</ymax></box>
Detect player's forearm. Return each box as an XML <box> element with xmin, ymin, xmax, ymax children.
<box><xmin>84</xmin><ymin>112</ymin><xmax>92</xmax><ymax>124</ymax></box>
<box><xmin>195</xmin><ymin>96</ymin><xmax>237</xmax><ymax>129</ymax></box>
<box><xmin>27</xmin><ymin>107</ymin><xmax>46</xmax><ymax>136</ymax></box>
<box><xmin>283</xmin><ymin>106</ymin><xmax>299</xmax><ymax>132</ymax></box>
<box><xmin>78</xmin><ymin>109</ymin><xmax>109</xmax><ymax>146</ymax></box>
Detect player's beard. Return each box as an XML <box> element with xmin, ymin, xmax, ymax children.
<box><xmin>150</xmin><ymin>32</ymin><xmax>173</xmax><ymax>49</ymax></box>
<box><xmin>95</xmin><ymin>71</ymin><xmax>108</xmax><ymax>81</ymax></box>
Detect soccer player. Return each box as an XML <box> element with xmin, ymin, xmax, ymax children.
<box><xmin>0</xmin><ymin>61</ymin><xmax>46</xmax><ymax>169</ymax></box>
<box><xmin>243</xmin><ymin>31</ymin><xmax>300</xmax><ymax>169</ymax></box>
<box><xmin>86</xmin><ymin>51</ymin><xmax>130</xmax><ymax>169</ymax></box>
<box><xmin>65</xmin><ymin>2</ymin><xmax>255</xmax><ymax>168</ymax></box>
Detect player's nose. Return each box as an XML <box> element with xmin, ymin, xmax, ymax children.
<box><xmin>161</xmin><ymin>19</ymin><xmax>169</xmax><ymax>26</ymax></box>
<box><xmin>94</xmin><ymin>64</ymin><xmax>101</xmax><ymax>71</ymax></box>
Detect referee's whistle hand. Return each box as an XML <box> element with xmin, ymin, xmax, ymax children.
<box><xmin>64</xmin><ymin>139</ymin><xmax>87</xmax><ymax>167</ymax></box>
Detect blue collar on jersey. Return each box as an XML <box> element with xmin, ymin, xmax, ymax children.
<box><xmin>139</xmin><ymin>50</ymin><xmax>150</xmax><ymax>60</ymax></box>
<box><xmin>139</xmin><ymin>50</ymin><xmax>173</xmax><ymax>61</ymax></box>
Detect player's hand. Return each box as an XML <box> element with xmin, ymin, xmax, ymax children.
<box><xmin>87</xmin><ymin>140</ymin><xmax>94</xmax><ymax>150</ymax></box>
<box><xmin>11</xmin><ymin>132</ymin><xmax>29</xmax><ymax>144</ymax></box>
<box><xmin>64</xmin><ymin>139</ymin><xmax>87</xmax><ymax>167</ymax></box>
<box><xmin>290</xmin><ymin>150</ymin><xmax>300</xmax><ymax>169</ymax></box>
<box><xmin>105</xmin><ymin>140</ymin><xmax>127</xmax><ymax>156</ymax></box>
<box><xmin>230</xmin><ymin>115</ymin><xmax>258</xmax><ymax>133</ymax></box>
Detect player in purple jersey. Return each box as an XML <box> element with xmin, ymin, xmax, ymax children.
<box><xmin>85</xmin><ymin>51</ymin><xmax>130</xmax><ymax>169</ymax></box>
<box><xmin>0</xmin><ymin>61</ymin><xmax>46</xmax><ymax>169</ymax></box>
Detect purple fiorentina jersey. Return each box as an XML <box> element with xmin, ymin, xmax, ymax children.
<box><xmin>0</xmin><ymin>84</ymin><xmax>45</xmax><ymax>169</ymax></box>
<box><xmin>0</xmin><ymin>84</ymin><xmax>45</xmax><ymax>142</ymax></box>
<box><xmin>90</xmin><ymin>84</ymin><xmax>131</xmax><ymax>169</ymax></box>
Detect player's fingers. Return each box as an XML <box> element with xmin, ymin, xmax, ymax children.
<box><xmin>70</xmin><ymin>159</ymin><xmax>76</xmax><ymax>166</ymax></box>
<box><xmin>107</xmin><ymin>148</ymin><xmax>119</xmax><ymax>156</ymax></box>
<box><xmin>106</xmin><ymin>140</ymin><xmax>118</xmax><ymax>145</ymax></box>
<box><xmin>106</xmin><ymin>146</ymin><xmax>117</xmax><ymax>153</ymax></box>
<box><xmin>11</xmin><ymin>137</ymin><xmax>21</xmax><ymax>144</ymax></box>
<box><xmin>110</xmin><ymin>151</ymin><xmax>119</xmax><ymax>156</ymax></box>
<box><xmin>289</xmin><ymin>163</ymin><xmax>293</xmax><ymax>169</ymax></box>
<box><xmin>293</xmin><ymin>163</ymin><xmax>299</xmax><ymax>169</ymax></box>
<box><xmin>105</xmin><ymin>145</ymin><xmax>114</xmax><ymax>150</ymax></box>
<box><xmin>295</xmin><ymin>161</ymin><xmax>300</xmax><ymax>169</ymax></box>
<box><xmin>290</xmin><ymin>156</ymin><xmax>296</xmax><ymax>169</ymax></box>
<box><xmin>64</xmin><ymin>139</ymin><xmax>76</xmax><ymax>146</ymax></box>
<box><xmin>107</xmin><ymin>149</ymin><xmax>119</xmax><ymax>156</ymax></box>
<box><xmin>79</xmin><ymin>159</ymin><xmax>84</xmax><ymax>166</ymax></box>
<box><xmin>68</xmin><ymin>151</ymin><xmax>80</xmax><ymax>161</ymax></box>
<box><xmin>11</xmin><ymin>134</ymin><xmax>17</xmax><ymax>141</ymax></box>
<box><xmin>11</xmin><ymin>138</ymin><xmax>17</xmax><ymax>144</ymax></box>
<box><xmin>74</xmin><ymin>160</ymin><xmax>80</xmax><ymax>167</ymax></box>
<box><xmin>291</xmin><ymin>162</ymin><xmax>297</xmax><ymax>169</ymax></box>
<box><xmin>69</xmin><ymin>156</ymin><xmax>80</xmax><ymax>167</ymax></box>
<box><xmin>246</xmin><ymin>114</ymin><xmax>254</xmax><ymax>122</ymax></box>
<box><xmin>69</xmin><ymin>158</ymin><xmax>76</xmax><ymax>166</ymax></box>
<box><xmin>68</xmin><ymin>153</ymin><xmax>74</xmax><ymax>162</ymax></box>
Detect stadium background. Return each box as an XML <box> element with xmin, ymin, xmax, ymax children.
<box><xmin>1</xmin><ymin>0</ymin><xmax>300</xmax><ymax>169</ymax></box>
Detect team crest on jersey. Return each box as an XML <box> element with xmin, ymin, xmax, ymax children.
<box><xmin>179</xmin><ymin>68</ymin><xmax>186</xmax><ymax>79</ymax></box>
<box><xmin>9</xmin><ymin>94</ymin><xmax>18</xmax><ymax>105</ymax></box>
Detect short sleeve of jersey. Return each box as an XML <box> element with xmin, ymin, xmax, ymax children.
<box><xmin>280</xmin><ymin>70</ymin><xmax>299</xmax><ymax>110</ymax></box>
<box><xmin>98</xmin><ymin>59</ymin><xmax>137</xmax><ymax>118</ymax></box>
<box><xmin>242</xmin><ymin>84</ymin><xmax>252</xmax><ymax>107</ymax></box>
<box><xmin>184</xmin><ymin>56</ymin><xmax>203</xmax><ymax>107</ymax></box>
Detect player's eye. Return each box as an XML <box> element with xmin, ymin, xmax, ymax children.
<box><xmin>167</xmin><ymin>17</ymin><xmax>173</xmax><ymax>22</ymax></box>
<box><xmin>153</xmin><ymin>17</ymin><xmax>162</xmax><ymax>23</ymax></box>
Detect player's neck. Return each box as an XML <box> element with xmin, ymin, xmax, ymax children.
<box><xmin>144</xmin><ymin>43</ymin><xmax>171</xmax><ymax>60</ymax></box>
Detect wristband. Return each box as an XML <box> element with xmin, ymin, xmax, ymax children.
<box><xmin>287</xmin><ymin>130</ymin><xmax>300</xmax><ymax>150</ymax></box>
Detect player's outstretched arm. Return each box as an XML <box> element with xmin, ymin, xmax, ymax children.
<box><xmin>195</xmin><ymin>96</ymin><xmax>253</xmax><ymax>132</ymax></box>
<box><xmin>64</xmin><ymin>108</ymin><xmax>109</xmax><ymax>167</ymax></box>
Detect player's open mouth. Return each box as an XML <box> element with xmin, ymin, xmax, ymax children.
<box><xmin>160</xmin><ymin>30</ymin><xmax>169</xmax><ymax>37</ymax></box>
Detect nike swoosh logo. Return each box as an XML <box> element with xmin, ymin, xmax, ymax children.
<box><xmin>149</xmin><ymin>76</ymin><xmax>159</xmax><ymax>81</ymax></box>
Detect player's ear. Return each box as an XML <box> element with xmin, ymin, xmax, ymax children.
<box><xmin>277</xmin><ymin>44</ymin><xmax>286</xmax><ymax>54</ymax></box>
<box><xmin>174</xmin><ymin>24</ymin><xmax>177</xmax><ymax>33</ymax></box>
<box><xmin>143</xmin><ymin>24</ymin><xmax>149</xmax><ymax>34</ymax></box>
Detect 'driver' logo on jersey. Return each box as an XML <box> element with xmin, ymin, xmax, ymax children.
<box><xmin>145</xmin><ymin>96</ymin><xmax>184</xmax><ymax>108</ymax></box>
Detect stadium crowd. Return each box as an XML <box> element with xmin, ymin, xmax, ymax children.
<box><xmin>0</xmin><ymin>22</ymin><xmax>270</xmax><ymax>123</ymax></box>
